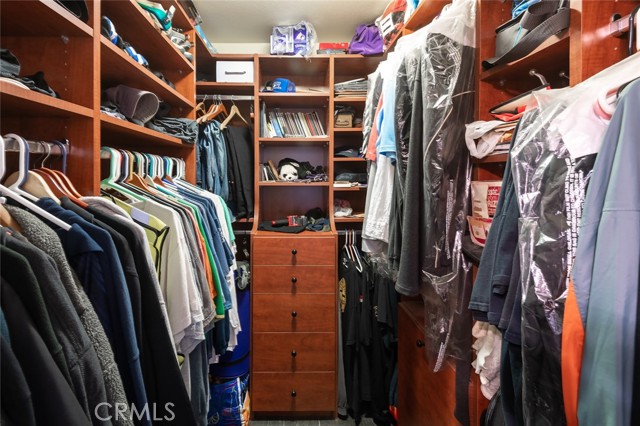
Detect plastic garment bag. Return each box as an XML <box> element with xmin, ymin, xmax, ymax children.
<box><xmin>510</xmin><ymin>93</ymin><xmax>595</xmax><ymax>426</ymax></box>
<box><xmin>392</xmin><ymin>0</ymin><xmax>477</xmax><ymax>367</ymax></box>
<box><xmin>510</xmin><ymin>53</ymin><xmax>640</xmax><ymax>426</ymax></box>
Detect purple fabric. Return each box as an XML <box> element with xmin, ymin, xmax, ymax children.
<box><xmin>348</xmin><ymin>24</ymin><xmax>383</xmax><ymax>56</ymax></box>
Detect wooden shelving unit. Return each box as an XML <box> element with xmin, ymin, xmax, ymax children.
<box><xmin>0</xmin><ymin>0</ymin><xmax>197</xmax><ymax>193</ymax></box>
<box><xmin>100</xmin><ymin>36</ymin><xmax>193</xmax><ymax>111</ymax></box>
<box><xmin>196</xmin><ymin>82</ymin><xmax>255</xmax><ymax>96</ymax></box>
<box><xmin>0</xmin><ymin>82</ymin><xmax>93</xmax><ymax>118</ymax></box>
<box><xmin>471</xmin><ymin>153</ymin><xmax>509</xmax><ymax>164</ymax></box>
<box><xmin>333</xmin><ymin>186</ymin><xmax>366</xmax><ymax>192</ymax></box>
<box><xmin>333</xmin><ymin>157</ymin><xmax>365</xmax><ymax>162</ymax></box>
<box><xmin>100</xmin><ymin>115</ymin><xmax>187</xmax><ymax>148</ymax></box>
<box><xmin>258</xmin><ymin>137</ymin><xmax>329</xmax><ymax>144</ymax></box>
<box><xmin>258</xmin><ymin>181</ymin><xmax>330</xmax><ymax>187</ymax></box>
<box><xmin>334</xmin><ymin>217</ymin><xmax>364</xmax><ymax>223</ymax></box>
<box><xmin>333</xmin><ymin>128</ymin><xmax>362</xmax><ymax>133</ymax></box>
<box><xmin>0</xmin><ymin>0</ymin><xmax>93</xmax><ymax>37</ymax></box>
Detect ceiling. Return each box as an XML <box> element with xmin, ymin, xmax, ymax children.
<box><xmin>193</xmin><ymin>0</ymin><xmax>389</xmax><ymax>45</ymax></box>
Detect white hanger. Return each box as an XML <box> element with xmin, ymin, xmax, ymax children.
<box><xmin>4</xmin><ymin>133</ymin><xmax>38</xmax><ymax>202</ymax></box>
<box><xmin>0</xmin><ymin>135</ymin><xmax>71</xmax><ymax>231</ymax></box>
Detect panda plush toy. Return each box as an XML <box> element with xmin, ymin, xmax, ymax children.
<box><xmin>278</xmin><ymin>158</ymin><xmax>301</xmax><ymax>181</ymax></box>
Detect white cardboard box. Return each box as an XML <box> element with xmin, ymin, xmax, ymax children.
<box><xmin>216</xmin><ymin>61</ymin><xmax>254</xmax><ymax>83</ymax></box>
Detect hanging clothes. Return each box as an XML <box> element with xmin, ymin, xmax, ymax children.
<box><xmin>563</xmin><ymin>79</ymin><xmax>640</xmax><ymax>426</ymax></box>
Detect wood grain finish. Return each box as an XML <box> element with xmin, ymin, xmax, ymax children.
<box><xmin>398</xmin><ymin>302</ymin><xmax>458</xmax><ymax>426</ymax></box>
<box><xmin>253</xmin><ymin>237</ymin><xmax>335</xmax><ymax>265</ymax></box>
<box><xmin>252</xmin><ymin>266</ymin><xmax>336</xmax><ymax>294</ymax></box>
<box><xmin>252</xmin><ymin>333</ymin><xmax>336</xmax><ymax>372</ymax></box>
<box><xmin>252</xmin><ymin>294</ymin><xmax>335</xmax><ymax>333</ymax></box>
<box><xmin>252</xmin><ymin>372</ymin><xmax>336</xmax><ymax>412</ymax></box>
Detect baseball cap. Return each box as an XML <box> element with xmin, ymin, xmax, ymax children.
<box><xmin>262</xmin><ymin>78</ymin><xmax>296</xmax><ymax>93</ymax></box>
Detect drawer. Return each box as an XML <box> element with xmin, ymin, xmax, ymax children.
<box><xmin>253</xmin><ymin>237</ymin><xmax>335</xmax><ymax>265</ymax></box>
<box><xmin>252</xmin><ymin>372</ymin><xmax>335</xmax><ymax>412</ymax></box>
<box><xmin>253</xmin><ymin>266</ymin><xmax>335</xmax><ymax>294</ymax></box>
<box><xmin>253</xmin><ymin>294</ymin><xmax>335</xmax><ymax>332</ymax></box>
<box><xmin>253</xmin><ymin>332</ymin><xmax>335</xmax><ymax>372</ymax></box>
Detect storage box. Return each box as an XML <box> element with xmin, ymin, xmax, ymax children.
<box><xmin>471</xmin><ymin>181</ymin><xmax>502</xmax><ymax>218</ymax></box>
<box><xmin>216</xmin><ymin>61</ymin><xmax>254</xmax><ymax>83</ymax></box>
<box><xmin>468</xmin><ymin>216</ymin><xmax>493</xmax><ymax>247</ymax></box>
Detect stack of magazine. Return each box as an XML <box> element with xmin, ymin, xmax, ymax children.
<box><xmin>334</xmin><ymin>78</ymin><xmax>368</xmax><ymax>97</ymax></box>
<box><xmin>263</xmin><ymin>108</ymin><xmax>326</xmax><ymax>138</ymax></box>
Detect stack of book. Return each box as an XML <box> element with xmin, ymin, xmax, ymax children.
<box><xmin>259</xmin><ymin>160</ymin><xmax>281</xmax><ymax>181</ymax></box>
<box><xmin>264</xmin><ymin>109</ymin><xmax>326</xmax><ymax>138</ymax></box>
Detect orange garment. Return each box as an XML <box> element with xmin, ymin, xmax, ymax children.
<box><xmin>561</xmin><ymin>277</ymin><xmax>584</xmax><ymax>426</ymax></box>
<box><xmin>366</xmin><ymin>94</ymin><xmax>384</xmax><ymax>161</ymax></box>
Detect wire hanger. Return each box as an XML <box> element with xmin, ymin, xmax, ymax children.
<box><xmin>0</xmin><ymin>135</ymin><xmax>72</xmax><ymax>231</ymax></box>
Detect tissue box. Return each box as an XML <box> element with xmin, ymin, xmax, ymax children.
<box><xmin>216</xmin><ymin>61</ymin><xmax>254</xmax><ymax>83</ymax></box>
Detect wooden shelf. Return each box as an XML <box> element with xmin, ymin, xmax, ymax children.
<box><xmin>234</xmin><ymin>217</ymin><xmax>254</xmax><ymax>223</ymax></box>
<box><xmin>156</xmin><ymin>0</ymin><xmax>193</xmax><ymax>30</ymax></box>
<box><xmin>259</xmin><ymin>92</ymin><xmax>329</xmax><ymax>107</ymax></box>
<box><xmin>333</xmin><ymin>128</ymin><xmax>363</xmax><ymax>133</ymax></box>
<box><xmin>480</xmin><ymin>32</ymin><xmax>570</xmax><ymax>83</ymax></box>
<box><xmin>196</xmin><ymin>82</ymin><xmax>255</xmax><ymax>96</ymax></box>
<box><xmin>100</xmin><ymin>114</ymin><xmax>191</xmax><ymax>148</ymax></box>
<box><xmin>0</xmin><ymin>0</ymin><xmax>92</xmax><ymax>37</ymax></box>
<box><xmin>259</xmin><ymin>182</ymin><xmax>330</xmax><ymax>187</ymax></box>
<box><xmin>333</xmin><ymin>96</ymin><xmax>366</xmax><ymax>103</ymax></box>
<box><xmin>0</xmin><ymin>82</ymin><xmax>93</xmax><ymax>118</ymax></box>
<box><xmin>259</xmin><ymin>137</ymin><xmax>329</xmax><ymax>145</ymax></box>
<box><xmin>253</xmin><ymin>229</ymin><xmax>335</xmax><ymax>237</ymax></box>
<box><xmin>333</xmin><ymin>186</ymin><xmax>366</xmax><ymax>192</ymax></box>
<box><xmin>471</xmin><ymin>153</ymin><xmax>509</xmax><ymax>164</ymax></box>
<box><xmin>334</xmin><ymin>217</ymin><xmax>364</xmax><ymax>223</ymax></box>
<box><xmin>102</xmin><ymin>0</ymin><xmax>194</xmax><ymax>74</ymax></box>
<box><xmin>259</xmin><ymin>56</ymin><xmax>330</xmax><ymax>76</ymax></box>
<box><xmin>403</xmin><ymin>0</ymin><xmax>449</xmax><ymax>32</ymax></box>
<box><xmin>334</xmin><ymin>157</ymin><xmax>365</xmax><ymax>162</ymax></box>
<box><xmin>101</xmin><ymin>37</ymin><xmax>193</xmax><ymax>110</ymax></box>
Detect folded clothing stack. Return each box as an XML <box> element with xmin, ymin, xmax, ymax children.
<box><xmin>0</xmin><ymin>48</ymin><xmax>59</xmax><ymax>98</ymax></box>
<box><xmin>465</xmin><ymin>120</ymin><xmax>517</xmax><ymax>159</ymax></box>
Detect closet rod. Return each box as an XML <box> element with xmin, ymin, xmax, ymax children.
<box><xmin>196</xmin><ymin>94</ymin><xmax>254</xmax><ymax>101</ymax></box>
<box><xmin>609</xmin><ymin>5</ymin><xmax>640</xmax><ymax>38</ymax></box>
<box><xmin>4</xmin><ymin>139</ymin><xmax>65</xmax><ymax>156</ymax></box>
<box><xmin>233</xmin><ymin>229</ymin><xmax>252</xmax><ymax>235</ymax></box>
<box><xmin>337</xmin><ymin>229</ymin><xmax>362</xmax><ymax>235</ymax></box>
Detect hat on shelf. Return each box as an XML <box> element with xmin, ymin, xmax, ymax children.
<box><xmin>55</xmin><ymin>0</ymin><xmax>89</xmax><ymax>22</ymax></box>
<box><xmin>334</xmin><ymin>147</ymin><xmax>361</xmax><ymax>158</ymax></box>
<box><xmin>104</xmin><ymin>85</ymin><xmax>159</xmax><ymax>125</ymax></box>
<box><xmin>262</xmin><ymin>78</ymin><xmax>296</xmax><ymax>93</ymax></box>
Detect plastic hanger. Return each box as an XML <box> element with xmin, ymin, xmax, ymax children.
<box><xmin>0</xmin><ymin>135</ymin><xmax>72</xmax><ymax>231</ymax></box>
<box><xmin>350</xmin><ymin>230</ymin><xmax>364</xmax><ymax>272</ymax></box>
<box><xmin>3</xmin><ymin>139</ymin><xmax>62</xmax><ymax>202</ymax></box>
<box><xmin>4</xmin><ymin>134</ymin><xmax>38</xmax><ymax>202</ymax></box>
<box><xmin>100</xmin><ymin>147</ymin><xmax>144</xmax><ymax>201</ymax></box>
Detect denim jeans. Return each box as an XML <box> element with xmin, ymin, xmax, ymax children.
<box><xmin>196</xmin><ymin>121</ymin><xmax>228</xmax><ymax>200</ymax></box>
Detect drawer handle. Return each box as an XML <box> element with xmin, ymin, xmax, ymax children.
<box><xmin>291</xmin><ymin>249</ymin><xmax>297</xmax><ymax>255</ymax></box>
<box><xmin>416</xmin><ymin>339</ymin><xmax>425</xmax><ymax>348</ymax></box>
<box><xmin>291</xmin><ymin>349</ymin><xmax>297</xmax><ymax>357</ymax></box>
<box><xmin>291</xmin><ymin>389</ymin><xmax>297</xmax><ymax>398</ymax></box>
<box><xmin>291</xmin><ymin>311</ymin><xmax>297</xmax><ymax>318</ymax></box>
<box><xmin>291</xmin><ymin>276</ymin><xmax>298</xmax><ymax>284</ymax></box>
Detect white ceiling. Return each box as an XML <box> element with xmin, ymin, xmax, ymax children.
<box><xmin>193</xmin><ymin>0</ymin><xmax>390</xmax><ymax>45</ymax></box>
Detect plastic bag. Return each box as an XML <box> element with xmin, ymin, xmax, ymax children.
<box><xmin>270</xmin><ymin>20</ymin><xmax>318</xmax><ymax>58</ymax></box>
<box><xmin>207</xmin><ymin>374</ymin><xmax>249</xmax><ymax>426</ymax></box>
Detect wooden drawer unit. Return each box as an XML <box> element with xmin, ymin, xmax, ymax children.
<box><xmin>252</xmin><ymin>372</ymin><xmax>336</xmax><ymax>412</ymax></box>
<box><xmin>253</xmin><ymin>332</ymin><xmax>335</xmax><ymax>372</ymax></box>
<box><xmin>253</xmin><ymin>265</ymin><xmax>335</xmax><ymax>294</ymax></box>
<box><xmin>253</xmin><ymin>236</ymin><xmax>335</xmax><ymax>265</ymax></box>
<box><xmin>252</xmin><ymin>294</ymin><xmax>335</xmax><ymax>332</ymax></box>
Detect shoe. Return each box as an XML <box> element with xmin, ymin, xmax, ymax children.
<box><xmin>137</xmin><ymin>0</ymin><xmax>174</xmax><ymax>31</ymax></box>
<box><xmin>101</xmin><ymin>16</ymin><xmax>122</xmax><ymax>47</ymax></box>
<box><xmin>123</xmin><ymin>42</ymin><xmax>149</xmax><ymax>68</ymax></box>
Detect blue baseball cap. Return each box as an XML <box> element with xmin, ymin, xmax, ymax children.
<box><xmin>263</xmin><ymin>78</ymin><xmax>296</xmax><ymax>93</ymax></box>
